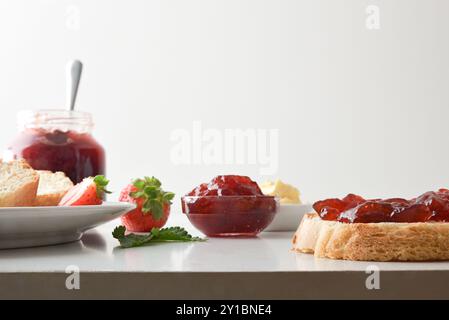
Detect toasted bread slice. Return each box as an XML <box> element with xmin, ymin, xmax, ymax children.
<box><xmin>292</xmin><ymin>213</ymin><xmax>449</xmax><ymax>261</ymax></box>
<box><xmin>35</xmin><ymin>171</ymin><xmax>73</xmax><ymax>206</ymax></box>
<box><xmin>0</xmin><ymin>159</ymin><xmax>39</xmax><ymax>207</ymax></box>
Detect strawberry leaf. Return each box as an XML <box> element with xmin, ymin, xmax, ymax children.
<box><xmin>93</xmin><ymin>175</ymin><xmax>111</xmax><ymax>198</ymax></box>
<box><xmin>112</xmin><ymin>225</ymin><xmax>126</xmax><ymax>238</ymax></box>
<box><xmin>112</xmin><ymin>225</ymin><xmax>205</xmax><ymax>248</ymax></box>
<box><xmin>149</xmin><ymin>200</ymin><xmax>163</xmax><ymax>220</ymax></box>
<box><xmin>130</xmin><ymin>176</ymin><xmax>174</xmax><ymax>220</ymax></box>
<box><xmin>133</xmin><ymin>179</ymin><xmax>146</xmax><ymax>190</ymax></box>
<box><xmin>112</xmin><ymin>226</ymin><xmax>154</xmax><ymax>248</ymax></box>
<box><xmin>163</xmin><ymin>192</ymin><xmax>175</xmax><ymax>202</ymax></box>
<box><xmin>150</xmin><ymin>226</ymin><xmax>204</xmax><ymax>242</ymax></box>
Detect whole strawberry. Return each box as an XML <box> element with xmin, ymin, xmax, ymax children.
<box><xmin>119</xmin><ymin>176</ymin><xmax>175</xmax><ymax>232</ymax></box>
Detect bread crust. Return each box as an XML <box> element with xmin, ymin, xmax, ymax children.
<box><xmin>0</xmin><ymin>159</ymin><xmax>39</xmax><ymax>207</ymax></box>
<box><xmin>292</xmin><ymin>213</ymin><xmax>449</xmax><ymax>261</ymax></box>
<box><xmin>34</xmin><ymin>193</ymin><xmax>67</xmax><ymax>206</ymax></box>
<box><xmin>0</xmin><ymin>179</ymin><xmax>39</xmax><ymax>207</ymax></box>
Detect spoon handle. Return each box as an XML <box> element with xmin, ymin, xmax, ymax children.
<box><xmin>66</xmin><ymin>60</ymin><xmax>83</xmax><ymax>111</ymax></box>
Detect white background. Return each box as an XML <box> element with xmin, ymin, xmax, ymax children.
<box><xmin>0</xmin><ymin>0</ymin><xmax>448</xmax><ymax>219</ymax></box>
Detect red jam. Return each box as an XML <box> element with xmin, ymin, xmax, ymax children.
<box><xmin>187</xmin><ymin>175</ymin><xmax>264</xmax><ymax>196</ymax></box>
<box><xmin>182</xmin><ymin>175</ymin><xmax>278</xmax><ymax>237</ymax></box>
<box><xmin>313</xmin><ymin>189</ymin><xmax>449</xmax><ymax>223</ymax></box>
<box><xmin>8</xmin><ymin>129</ymin><xmax>105</xmax><ymax>184</ymax></box>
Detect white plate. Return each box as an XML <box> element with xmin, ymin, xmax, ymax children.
<box><xmin>0</xmin><ymin>202</ymin><xmax>135</xmax><ymax>249</ymax></box>
<box><xmin>264</xmin><ymin>203</ymin><xmax>313</xmax><ymax>232</ymax></box>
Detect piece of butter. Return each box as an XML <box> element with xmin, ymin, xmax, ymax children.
<box><xmin>259</xmin><ymin>180</ymin><xmax>301</xmax><ymax>204</ymax></box>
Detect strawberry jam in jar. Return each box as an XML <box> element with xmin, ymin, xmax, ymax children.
<box><xmin>7</xmin><ymin>110</ymin><xmax>105</xmax><ymax>184</ymax></box>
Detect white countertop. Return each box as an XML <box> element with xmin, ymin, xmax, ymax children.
<box><xmin>2</xmin><ymin>216</ymin><xmax>449</xmax><ymax>299</ymax></box>
<box><xmin>2</xmin><ymin>216</ymin><xmax>449</xmax><ymax>273</ymax></box>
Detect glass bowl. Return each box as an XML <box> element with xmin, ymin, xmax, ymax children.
<box><xmin>181</xmin><ymin>195</ymin><xmax>279</xmax><ymax>237</ymax></box>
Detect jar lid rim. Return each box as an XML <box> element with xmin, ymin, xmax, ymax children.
<box><xmin>17</xmin><ymin>109</ymin><xmax>94</xmax><ymax>132</ymax></box>
<box><xmin>18</xmin><ymin>109</ymin><xmax>92</xmax><ymax>116</ymax></box>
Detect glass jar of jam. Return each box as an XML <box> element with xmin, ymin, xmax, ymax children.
<box><xmin>6</xmin><ymin>110</ymin><xmax>105</xmax><ymax>184</ymax></box>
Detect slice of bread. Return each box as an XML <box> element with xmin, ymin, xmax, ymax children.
<box><xmin>35</xmin><ymin>171</ymin><xmax>73</xmax><ymax>206</ymax></box>
<box><xmin>0</xmin><ymin>159</ymin><xmax>39</xmax><ymax>207</ymax></box>
<box><xmin>292</xmin><ymin>213</ymin><xmax>449</xmax><ymax>261</ymax></box>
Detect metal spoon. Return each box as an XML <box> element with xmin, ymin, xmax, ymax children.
<box><xmin>66</xmin><ymin>60</ymin><xmax>83</xmax><ymax>111</ymax></box>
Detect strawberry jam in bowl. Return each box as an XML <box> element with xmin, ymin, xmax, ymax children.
<box><xmin>181</xmin><ymin>175</ymin><xmax>278</xmax><ymax>237</ymax></box>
